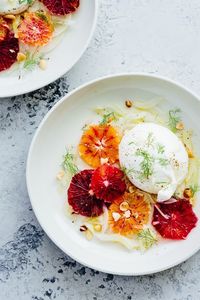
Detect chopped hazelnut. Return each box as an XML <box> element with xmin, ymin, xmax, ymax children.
<box><xmin>125</xmin><ymin>100</ymin><xmax>133</xmax><ymax>108</ymax></box>
<box><xmin>176</xmin><ymin>122</ymin><xmax>184</xmax><ymax>130</ymax></box>
<box><xmin>80</xmin><ymin>225</ymin><xmax>88</xmax><ymax>232</ymax></box>
<box><xmin>17</xmin><ymin>52</ymin><xmax>26</xmax><ymax>62</ymax></box>
<box><xmin>86</xmin><ymin>230</ymin><xmax>93</xmax><ymax>240</ymax></box>
<box><xmin>4</xmin><ymin>15</ymin><xmax>16</xmax><ymax>20</ymax></box>
<box><xmin>124</xmin><ymin>210</ymin><xmax>131</xmax><ymax>218</ymax></box>
<box><xmin>119</xmin><ymin>201</ymin><xmax>129</xmax><ymax>211</ymax></box>
<box><xmin>112</xmin><ymin>212</ymin><xmax>121</xmax><ymax>222</ymax></box>
<box><xmin>128</xmin><ymin>185</ymin><xmax>135</xmax><ymax>193</ymax></box>
<box><xmin>39</xmin><ymin>59</ymin><xmax>47</xmax><ymax>70</ymax></box>
<box><xmin>183</xmin><ymin>188</ymin><xmax>192</xmax><ymax>199</ymax></box>
<box><xmin>93</xmin><ymin>224</ymin><xmax>102</xmax><ymax>232</ymax></box>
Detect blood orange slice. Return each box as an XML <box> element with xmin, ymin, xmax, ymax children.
<box><xmin>91</xmin><ymin>164</ymin><xmax>126</xmax><ymax>203</ymax></box>
<box><xmin>152</xmin><ymin>199</ymin><xmax>198</xmax><ymax>240</ymax></box>
<box><xmin>18</xmin><ymin>12</ymin><xmax>53</xmax><ymax>46</ymax></box>
<box><xmin>68</xmin><ymin>170</ymin><xmax>104</xmax><ymax>217</ymax></box>
<box><xmin>108</xmin><ymin>192</ymin><xmax>151</xmax><ymax>236</ymax></box>
<box><xmin>79</xmin><ymin>125</ymin><xmax>121</xmax><ymax>168</ymax></box>
<box><xmin>0</xmin><ymin>18</ymin><xmax>9</xmax><ymax>42</ymax></box>
<box><xmin>0</xmin><ymin>32</ymin><xmax>19</xmax><ymax>72</ymax></box>
<box><xmin>40</xmin><ymin>0</ymin><xmax>79</xmax><ymax>16</ymax></box>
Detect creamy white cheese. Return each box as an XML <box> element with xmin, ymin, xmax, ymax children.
<box><xmin>0</xmin><ymin>0</ymin><xmax>33</xmax><ymax>15</ymax></box>
<box><xmin>119</xmin><ymin>123</ymin><xmax>188</xmax><ymax>202</ymax></box>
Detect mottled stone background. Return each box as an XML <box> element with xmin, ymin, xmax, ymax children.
<box><xmin>1</xmin><ymin>0</ymin><xmax>200</xmax><ymax>299</ymax></box>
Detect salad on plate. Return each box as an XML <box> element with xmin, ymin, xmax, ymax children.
<box><xmin>57</xmin><ymin>98</ymin><xmax>200</xmax><ymax>251</ymax></box>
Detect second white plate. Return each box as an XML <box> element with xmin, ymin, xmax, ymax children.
<box><xmin>0</xmin><ymin>0</ymin><xmax>97</xmax><ymax>97</ymax></box>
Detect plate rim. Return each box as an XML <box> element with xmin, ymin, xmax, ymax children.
<box><xmin>0</xmin><ymin>0</ymin><xmax>98</xmax><ymax>98</ymax></box>
<box><xmin>26</xmin><ymin>72</ymin><xmax>200</xmax><ymax>275</ymax></box>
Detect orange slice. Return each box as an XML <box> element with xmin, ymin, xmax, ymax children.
<box><xmin>18</xmin><ymin>12</ymin><xmax>53</xmax><ymax>46</ymax></box>
<box><xmin>0</xmin><ymin>18</ymin><xmax>9</xmax><ymax>42</ymax></box>
<box><xmin>108</xmin><ymin>192</ymin><xmax>151</xmax><ymax>236</ymax></box>
<box><xmin>79</xmin><ymin>124</ymin><xmax>121</xmax><ymax>168</ymax></box>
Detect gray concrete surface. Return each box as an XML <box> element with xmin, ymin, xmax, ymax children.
<box><xmin>1</xmin><ymin>0</ymin><xmax>200</xmax><ymax>299</ymax></box>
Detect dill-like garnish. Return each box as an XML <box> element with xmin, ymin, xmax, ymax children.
<box><xmin>128</xmin><ymin>141</ymin><xmax>136</xmax><ymax>146</ymax></box>
<box><xmin>136</xmin><ymin>149</ymin><xmax>154</xmax><ymax>179</ymax></box>
<box><xmin>189</xmin><ymin>184</ymin><xmax>200</xmax><ymax>197</ymax></box>
<box><xmin>158</xmin><ymin>158</ymin><xmax>169</xmax><ymax>166</ymax></box>
<box><xmin>100</xmin><ymin>111</ymin><xmax>117</xmax><ymax>125</ymax></box>
<box><xmin>36</xmin><ymin>11</ymin><xmax>49</xmax><ymax>23</ymax></box>
<box><xmin>157</xmin><ymin>143</ymin><xmax>165</xmax><ymax>154</ymax></box>
<box><xmin>63</xmin><ymin>150</ymin><xmax>79</xmax><ymax>176</ymax></box>
<box><xmin>168</xmin><ymin>108</ymin><xmax>181</xmax><ymax>133</ymax></box>
<box><xmin>19</xmin><ymin>0</ymin><xmax>33</xmax><ymax>4</ymax></box>
<box><xmin>137</xmin><ymin>228</ymin><xmax>157</xmax><ymax>250</ymax></box>
<box><xmin>23</xmin><ymin>52</ymin><xmax>42</xmax><ymax>71</ymax></box>
<box><xmin>146</xmin><ymin>132</ymin><xmax>154</xmax><ymax>147</ymax></box>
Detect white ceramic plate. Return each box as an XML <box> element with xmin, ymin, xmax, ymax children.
<box><xmin>26</xmin><ymin>74</ymin><xmax>200</xmax><ymax>275</ymax></box>
<box><xmin>0</xmin><ymin>0</ymin><xmax>97</xmax><ymax>98</ymax></box>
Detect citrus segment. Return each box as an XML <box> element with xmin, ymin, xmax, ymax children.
<box><xmin>68</xmin><ymin>170</ymin><xmax>104</xmax><ymax>217</ymax></box>
<box><xmin>41</xmin><ymin>0</ymin><xmax>79</xmax><ymax>16</ymax></box>
<box><xmin>0</xmin><ymin>32</ymin><xmax>19</xmax><ymax>72</ymax></box>
<box><xmin>18</xmin><ymin>12</ymin><xmax>53</xmax><ymax>46</ymax></box>
<box><xmin>108</xmin><ymin>192</ymin><xmax>151</xmax><ymax>236</ymax></box>
<box><xmin>152</xmin><ymin>199</ymin><xmax>198</xmax><ymax>240</ymax></box>
<box><xmin>91</xmin><ymin>164</ymin><xmax>126</xmax><ymax>203</ymax></box>
<box><xmin>79</xmin><ymin>125</ymin><xmax>121</xmax><ymax>168</ymax></box>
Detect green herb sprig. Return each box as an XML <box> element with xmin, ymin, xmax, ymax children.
<box><xmin>19</xmin><ymin>0</ymin><xmax>33</xmax><ymax>4</ymax></box>
<box><xmin>168</xmin><ymin>108</ymin><xmax>181</xmax><ymax>133</ymax></box>
<box><xmin>100</xmin><ymin>111</ymin><xmax>117</xmax><ymax>125</ymax></box>
<box><xmin>23</xmin><ymin>52</ymin><xmax>42</xmax><ymax>71</ymax></box>
<box><xmin>137</xmin><ymin>228</ymin><xmax>157</xmax><ymax>250</ymax></box>
<box><xmin>189</xmin><ymin>184</ymin><xmax>200</xmax><ymax>197</ymax></box>
<box><xmin>136</xmin><ymin>149</ymin><xmax>154</xmax><ymax>179</ymax></box>
<box><xmin>63</xmin><ymin>150</ymin><xmax>79</xmax><ymax>176</ymax></box>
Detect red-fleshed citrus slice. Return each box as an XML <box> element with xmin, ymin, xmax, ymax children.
<box><xmin>108</xmin><ymin>192</ymin><xmax>151</xmax><ymax>236</ymax></box>
<box><xmin>0</xmin><ymin>32</ymin><xmax>19</xmax><ymax>72</ymax></box>
<box><xmin>68</xmin><ymin>169</ymin><xmax>104</xmax><ymax>217</ymax></box>
<box><xmin>91</xmin><ymin>164</ymin><xmax>126</xmax><ymax>203</ymax></box>
<box><xmin>152</xmin><ymin>199</ymin><xmax>198</xmax><ymax>240</ymax></box>
<box><xmin>18</xmin><ymin>12</ymin><xmax>54</xmax><ymax>46</ymax></box>
<box><xmin>0</xmin><ymin>18</ymin><xmax>9</xmax><ymax>42</ymax></box>
<box><xmin>79</xmin><ymin>125</ymin><xmax>121</xmax><ymax>168</ymax></box>
<box><xmin>40</xmin><ymin>0</ymin><xmax>79</xmax><ymax>16</ymax></box>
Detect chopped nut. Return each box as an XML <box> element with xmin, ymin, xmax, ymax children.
<box><xmin>112</xmin><ymin>212</ymin><xmax>121</xmax><ymax>222</ymax></box>
<box><xmin>14</xmin><ymin>33</ymin><xmax>19</xmax><ymax>39</ymax></box>
<box><xmin>119</xmin><ymin>201</ymin><xmax>129</xmax><ymax>211</ymax></box>
<box><xmin>128</xmin><ymin>185</ymin><xmax>135</xmax><ymax>193</ymax></box>
<box><xmin>17</xmin><ymin>52</ymin><xmax>26</xmax><ymax>62</ymax></box>
<box><xmin>124</xmin><ymin>210</ymin><xmax>131</xmax><ymax>218</ymax></box>
<box><xmin>183</xmin><ymin>188</ymin><xmax>192</xmax><ymax>199</ymax></box>
<box><xmin>93</xmin><ymin>224</ymin><xmax>102</xmax><ymax>232</ymax></box>
<box><xmin>80</xmin><ymin>225</ymin><xmax>88</xmax><ymax>232</ymax></box>
<box><xmin>39</xmin><ymin>59</ymin><xmax>47</xmax><ymax>70</ymax></box>
<box><xmin>176</xmin><ymin>122</ymin><xmax>184</xmax><ymax>130</ymax></box>
<box><xmin>100</xmin><ymin>157</ymin><xmax>109</xmax><ymax>165</ymax></box>
<box><xmin>56</xmin><ymin>170</ymin><xmax>65</xmax><ymax>180</ymax></box>
<box><xmin>125</xmin><ymin>100</ymin><xmax>133</xmax><ymax>108</ymax></box>
<box><xmin>85</xmin><ymin>229</ymin><xmax>93</xmax><ymax>240</ymax></box>
<box><xmin>4</xmin><ymin>14</ymin><xmax>16</xmax><ymax>20</ymax></box>
<box><xmin>184</xmin><ymin>144</ymin><xmax>194</xmax><ymax>158</ymax></box>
